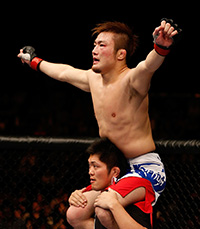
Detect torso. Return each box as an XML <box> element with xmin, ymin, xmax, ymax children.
<box><xmin>88</xmin><ymin>69</ymin><xmax>156</xmax><ymax>158</ymax></box>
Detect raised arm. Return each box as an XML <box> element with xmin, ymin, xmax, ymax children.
<box><xmin>17</xmin><ymin>46</ymin><xmax>90</xmax><ymax>92</ymax></box>
<box><xmin>130</xmin><ymin>18</ymin><xmax>181</xmax><ymax>95</ymax></box>
<box><xmin>39</xmin><ymin>61</ymin><xmax>90</xmax><ymax>92</ymax></box>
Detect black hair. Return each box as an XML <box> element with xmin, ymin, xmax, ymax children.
<box><xmin>86</xmin><ymin>138</ymin><xmax>128</xmax><ymax>177</ymax></box>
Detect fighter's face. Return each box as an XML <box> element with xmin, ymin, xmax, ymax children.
<box><xmin>92</xmin><ymin>32</ymin><xmax>116</xmax><ymax>74</ymax></box>
<box><xmin>88</xmin><ymin>154</ymin><xmax>113</xmax><ymax>191</ymax></box>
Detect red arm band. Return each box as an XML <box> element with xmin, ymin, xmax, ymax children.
<box><xmin>154</xmin><ymin>43</ymin><xmax>170</xmax><ymax>56</ymax></box>
<box><xmin>30</xmin><ymin>57</ymin><xmax>43</xmax><ymax>71</ymax></box>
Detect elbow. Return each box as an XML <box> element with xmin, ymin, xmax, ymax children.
<box><xmin>95</xmin><ymin>207</ymin><xmax>115</xmax><ymax>228</ymax></box>
<box><xmin>144</xmin><ymin>61</ymin><xmax>156</xmax><ymax>74</ymax></box>
<box><xmin>57</xmin><ymin>70</ymin><xmax>68</xmax><ymax>82</ymax></box>
<box><xmin>66</xmin><ymin>205</ymin><xmax>85</xmax><ymax>227</ymax></box>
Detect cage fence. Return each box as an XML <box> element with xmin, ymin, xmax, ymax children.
<box><xmin>0</xmin><ymin>137</ymin><xmax>200</xmax><ymax>229</ymax></box>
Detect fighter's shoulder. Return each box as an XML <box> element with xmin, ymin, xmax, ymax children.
<box><xmin>125</xmin><ymin>67</ymin><xmax>137</xmax><ymax>81</ymax></box>
<box><xmin>87</xmin><ymin>69</ymin><xmax>100</xmax><ymax>77</ymax></box>
<box><xmin>87</xmin><ymin>69</ymin><xmax>101</xmax><ymax>82</ymax></box>
<box><xmin>126</xmin><ymin>63</ymin><xmax>148</xmax><ymax>81</ymax></box>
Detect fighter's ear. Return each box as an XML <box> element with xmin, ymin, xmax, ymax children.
<box><xmin>117</xmin><ymin>49</ymin><xmax>127</xmax><ymax>61</ymax></box>
<box><xmin>112</xmin><ymin>167</ymin><xmax>120</xmax><ymax>178</ymax></box>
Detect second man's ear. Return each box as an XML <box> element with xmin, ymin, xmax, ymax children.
<box><xmin>112</xmin><ymin>167</ymin><xmax>121</xmax><ymax>178</ymax></box>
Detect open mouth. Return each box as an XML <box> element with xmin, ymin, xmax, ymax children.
<box><xmin>90</xmin><ymin>178</ymin><xmax>96</xmax><ymax>183</ymax></box>
<box><xmin>93</xmin><ymin>57</ymin><xmax>99</xmax><ymax>64</ymax></box>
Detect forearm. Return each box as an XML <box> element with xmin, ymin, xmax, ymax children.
<box><xmin>39</xmin><ymin>60</ymin><xmax>74</xmax><ymax>82</ymax></box>
<box><xmin>144</xmin><ymin>49</ymin><xmax>165</xmax><ymax>73</ymax></box>
<box><xmin>109</xmin><ymin>201</ymin><xmax>146</xmax><ymax>229</ymax></box>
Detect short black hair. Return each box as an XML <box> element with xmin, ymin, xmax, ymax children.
<box><xmin>86</xmin><ymin>138</ymin><xmax>128</xmax><ymax>177</ymax></box>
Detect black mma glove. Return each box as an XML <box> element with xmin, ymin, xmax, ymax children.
<box><xmin>153</xmin><ymin>18</ymin><xmax>182</xmax><ymax>56</ymax></box>
<box><xmin>21</xmin><ymin>46</ymin><xmax>43</xmax><ymax>71</ymax></box>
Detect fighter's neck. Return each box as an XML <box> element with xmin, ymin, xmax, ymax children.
<box><xmin>102</xmin><ymin>65</ymin><xmax>129</xmax><ymax>84</ymax></box>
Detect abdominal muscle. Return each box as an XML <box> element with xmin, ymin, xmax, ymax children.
<box><xmin>98</xmin><ymin>116</ymin><xmax>156</xmax><ymax>159</ymax></box>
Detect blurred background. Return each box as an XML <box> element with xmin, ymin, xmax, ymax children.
<box><xmin>1</xmin><ymin>2</ymin><xmax>199</xmax><ymax>140</ymax></box>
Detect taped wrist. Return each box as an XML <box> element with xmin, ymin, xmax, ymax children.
<box><xmin>154</xmin><ymin>43</ymin><xmax>170</xmax><ymax>56</ymax></box>
<box><xmin>30</xmin><ymin>57</ymin><xmax>43</xmax><ymax>71</ymax></box>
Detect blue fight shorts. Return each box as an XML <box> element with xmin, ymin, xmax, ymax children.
<box><xmin>111</xmin><ymin>152</ymin><xmax>166</xmax><ymax>206</ymax></box>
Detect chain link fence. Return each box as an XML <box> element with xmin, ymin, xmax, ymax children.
<box><xmin>0</xmin><ymin>137</ymin><xmax>200</xmax><ymax>228</ymax></box>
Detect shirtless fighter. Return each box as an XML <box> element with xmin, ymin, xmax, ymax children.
<box><xmin>18</xmin><ymin>18</ymin><xmax>181</xmax><ymax>228</ymax></box>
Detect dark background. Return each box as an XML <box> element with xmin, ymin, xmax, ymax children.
<box><xmin>1</xmin><ymin>2</ymin><xmax>199</xmax><ymax>139</ymax></box>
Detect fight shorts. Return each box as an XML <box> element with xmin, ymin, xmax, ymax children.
<box><xmin>109</xmin><ymin>152</ymin><xmax>166</xmax><ymax>210</ymax></box>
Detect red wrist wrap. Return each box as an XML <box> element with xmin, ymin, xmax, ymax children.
<box><xmin>30</xmin><ymin>57</ymin><xmax>43</xmax><ymax>71</ymax></box>
<box><xmin>154</xmin><ymin>43</ymin><xmax>170</xmax><ymax>56</ymax></box>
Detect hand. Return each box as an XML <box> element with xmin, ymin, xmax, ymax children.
<box><xmin>17</xmin><ymin>46</ymin><xmax>43</xmax><ymax>71</ymax></box>
<box><xmin>153</xmin><ymin>19</ymin><xmax>179</xmax><ymax>48</ymax></box>
<box><xmin>68</xmin><ymin>188</ymin><xmax>88</xmax><ymax>208</ymax></box>
<box><xmin>17</xmin><ymin>46</ymin><xmax>37</xmax><ymax>65</ymax></box>
<box><xmin>94</xmin><ymin>191</ymin><xmax>119</xmax><ymax>210</ymax></box>
<box><xmin>17</xmin><ymin>49</ymin><xmax>31</xmax><ymax>65</ymax></box>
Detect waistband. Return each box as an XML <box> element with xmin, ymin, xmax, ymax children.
<box><xmin>127</xmin><ymin>152</ymin><xmax>163</xmax><ymax>166</ymax></box>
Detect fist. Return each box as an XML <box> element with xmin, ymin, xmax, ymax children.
<box><xmin>17</xmin><ymin>46</ymin><xmax>37</xmax><ymax>65</ymax></box>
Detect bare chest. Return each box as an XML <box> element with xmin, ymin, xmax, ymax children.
<box><xmin>90</xmin><ymin>79</ymin><xmax>133</xmax><ymax>122</ymax></box>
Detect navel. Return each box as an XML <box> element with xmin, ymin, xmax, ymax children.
<box><xmin>111</xmin><ymin>113</ymin><xmax>116</xmax><ymax>117</ymax></box>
